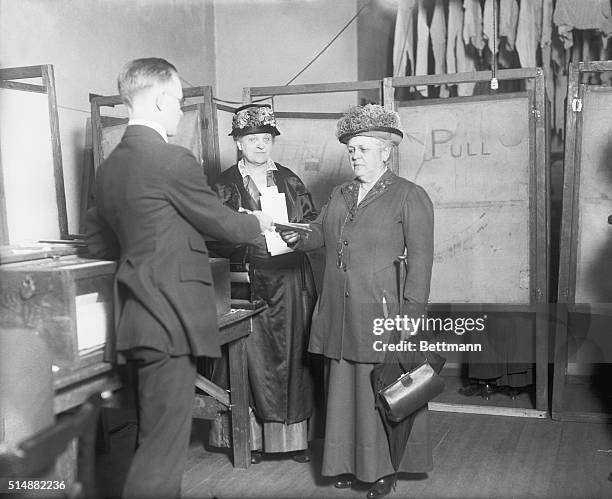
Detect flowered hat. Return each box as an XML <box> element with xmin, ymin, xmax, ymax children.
<box><xmin>335</xmin><ymin>104</ymin><xmax>403</xmax><ymax>145</ymax></box>
<box><xmin>229</xmin><ymin>104</ymin><xmax>281</xmax><ymax>137</ymax></box>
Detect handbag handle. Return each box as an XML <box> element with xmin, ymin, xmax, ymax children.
<box><xmin>395</xmin><ymin>254</ymin><xmax>436</xmax><ymax>370</ymax></box>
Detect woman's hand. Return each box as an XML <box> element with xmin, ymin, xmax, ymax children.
<box><xmin>278</xmin><ymin>230</ymin><xmax>300</xmax><ymax>245</ymax></box>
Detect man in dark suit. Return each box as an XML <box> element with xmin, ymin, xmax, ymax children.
<box><xmin>86</xmin><ymin>58</ymin><xmax>271</xmax><ymax>499</ymax></box>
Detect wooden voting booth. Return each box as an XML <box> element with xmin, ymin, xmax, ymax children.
<box><xmin>386</xmin><ymin>69</ymin><xmax>549</xmax><ymax>417</ymax></box>
<box><xmin>244</xmin><ymin>69</ymin><xmax>549</xmax><ymax>417</ymax></box>
<box><xmin>88</xmin><ymin>86</ymin><xmax>220</xmax><ymax>188</ymax></box>
<box><xmin>553</xmin><ymin>61</ymin><xmax>612</xmax><ymax>422</ymax></box>
<box><xmin>0</xmin><ymin>65</ymin><xmax>119</xmax><ymax>411</ymax></box>
<box><xmin>0</xmin><ymin>65</ymin><xmax>121</xmax><ymax>489</ymax></box>
<box><xmin>0</xmin><ymin>64</ymin><xmax>68</xmax><ymax>244</ymax></box>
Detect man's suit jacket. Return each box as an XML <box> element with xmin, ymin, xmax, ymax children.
<box><xmin>86</xmin><ymin>125</ymin><xmax>260</xmax><ymax>360</ymax></box>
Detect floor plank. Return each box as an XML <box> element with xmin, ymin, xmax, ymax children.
<box><xmin>95</xmin><ymin>410</ymin><xmax>612</xmax><ymax>498</ymax></box>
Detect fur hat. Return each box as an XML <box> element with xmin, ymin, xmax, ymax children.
<box><xmin>229</xmin><ymin>104</ymin><xmax>281</xmax><ymax>137</ymax></box>
<box><xmin>335</xmin><ymin>104</ymin><xmax>403</xmax><ymax>145</ymax></box>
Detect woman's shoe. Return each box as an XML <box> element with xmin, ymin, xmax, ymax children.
<box><xmin>250</xmin><ymin>451</ymin><xmax>262</xmax><ymax>464</ymax></box>
<box><xmin>333</xmin><ymin>475</ymin><xmax>353</xmax><ymax>489</ymax></box>
<box><xmin>366</xmin><ymin>476</ymin><xmax>394</xmax><ymax>499</ymax></box>
<box><xmin>291</xmin><ymin>450</ymin><xmax>311</xmax><ymax>463</ymax></box>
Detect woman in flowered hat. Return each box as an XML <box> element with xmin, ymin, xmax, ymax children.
<box><xmin>280</xmin><ymin>104</ymin><xmax>435</xmax><ymax>498</ymax></box>
<box><xmin>209</xmin><ymin>104</ymin><xmax>318</xmax><ymax>464</ymax></box>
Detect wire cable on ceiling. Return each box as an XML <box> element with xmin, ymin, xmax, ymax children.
<box><xmin>182</xmin><ymin>0</ymin><xmax>373</xmax><ymax>107</ymax></box>
<box><xmin>56</xmin><ymin>2</ymin><xmax>374</xmax><ymax>114</ymax></box>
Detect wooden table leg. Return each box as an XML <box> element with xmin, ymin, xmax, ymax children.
<box><xmin>227</xmin><ymin>331</ymin><xmax>250</xmax><ymax>469</ymax></box>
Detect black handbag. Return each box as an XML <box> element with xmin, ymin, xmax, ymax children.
<box><xmin>378</xmin><ymin>352</ymin><xmax>445</xmax><ymax>422</ymax></box>
<box><xmin>376</xmin><ymin>254</ymin><xmax>445</xmax><ymax>422</ymax></box>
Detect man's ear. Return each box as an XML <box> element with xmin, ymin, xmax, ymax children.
<box><xmin>154</xmin><ymin>92</ymin><xmax>164</xmax><ymax>112</ymax></box>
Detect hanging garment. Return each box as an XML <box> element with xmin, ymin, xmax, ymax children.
<box><xmin>516</xmin><ymin>0</ymin><xmax>543</xmax><ymax>68</ymax></box>
<box><xmin>393</xmin><ymin>0</ymin><xmax>418</xmax><ymax>77</ymax></box>
<box><xmin>447</xmin><ymin>0</ymin><xmax>477</xmax><ymax>96</ymax></box>
<box><xmin>583</xmin><ymin>30</ymin><xmax>595</xmax><ymax>84</ymax></box>
<box><xmin>553</xmin><ymin>0</ymin><xmax>612</xmax><ymax>49</ymax></box>
<box><xmin>446</xmin><ymin>0</ymin><xmax>462</xmax><ymax>74</ymax></box>
<box><xmin>551</xmin><ymin>26</ymin><xmax>567</xmax><ymax>135</ymax></box>
<box><xmin>601</xmin><ymin>35</ymin><xmax>612</xmax><ymax>86</ymax></box>
<box><xmin>430</xmin><ymin>0</ymin><xmax>448</xmax><ymax>96</ymax></box>
<box><xmin>541</xmin><ymin>0</ymin><xmax>555</xmax><ymax>107</ymax></box>
<box><xmin>463</xmin><ymin>0</ymin><xmax>485</xmax><ymax>53</ymax></box>
<box><xmin>415</xmin><ymin>0</ymin><xmax>430</xmax><ymax>96</ymax></box>
<box><xmin>499</xmin><ymin>0</ymin><xmax>520</xmax><ymax>50</ymax></box>
<box><xmin>571</xmin><ymin>29</ymin><xmax>583</xmax><ymax>63</ymax></box>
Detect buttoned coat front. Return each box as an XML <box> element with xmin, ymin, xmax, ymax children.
<box><xmin>298</xmin><ymin>169</ymin><xmax>434</xmax><ymax>363</ymax></box>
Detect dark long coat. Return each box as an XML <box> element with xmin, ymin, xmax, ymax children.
<box><xmin>212</xmin><ymin>163</ymin><xmax>318</xmax><ymax>424</ymax></box>
<box><xmin>85</xmin><ymin>125</ymin><xmax>261</xmax><ymax>360</ymax></box>
<box><xmin>298</xmin><ymin>169</ymin><xmax>435</xmax><ymax>363</ymax></box>
<box><xmin>296</xmin><ymin>168</ymin><xmax>435</xmax><ymax>473</ymax></box>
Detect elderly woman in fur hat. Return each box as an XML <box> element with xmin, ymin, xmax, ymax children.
<box><xmin>208</xmin><ymin>104</ymin><xmax>318</xmax><ymax>464</ymax></box>
<box><xmin>280</xmin><ymin>104</ymin><xmax>434</xmax><ymax>498</ymax></box>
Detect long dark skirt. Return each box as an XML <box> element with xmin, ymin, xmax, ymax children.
<box><xmin>209</xmin><ymin>256</ymin><xmax>317</xmax><ymax>452</ymax></box>
<box><xmin>247</xmin><ymin>261</ymin><xmax>316</xmax><ymax>423</ymax></box>
<box><xmin>322</xmin><ymin>358</ymin><xmax>432</xmax><ymax>483</ymax></box>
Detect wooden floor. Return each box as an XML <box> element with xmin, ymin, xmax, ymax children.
<box><xmin>95</xmin><ymin>407</ymin><xmax>612</xmax><ymax>499</ymax></box>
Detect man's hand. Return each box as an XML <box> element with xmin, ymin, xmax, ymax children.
<box><xmin>251</xmin><ymin>211</ymin><xmax>274</xmax><ymax>233</ymax></box>
<box><xmin>278</xmin><ymin>230</ymin><xmax>300</xmax><ymax>245</ymax></box>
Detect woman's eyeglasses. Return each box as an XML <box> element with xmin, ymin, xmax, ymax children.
<box><xmin>346</xmin><ymin>145</ymin><xmax>379</xmax><ymax>155</ymax></box>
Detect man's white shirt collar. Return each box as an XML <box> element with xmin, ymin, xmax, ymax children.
<box><xmin>128</xmin><ymin>119</ymin><xmax>168</xmax><ymax>143</ymax></box>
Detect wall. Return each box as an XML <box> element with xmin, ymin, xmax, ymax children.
<box><xmin>0</xmin><ymin>0</ymin><xmax>363</xmax><ymax>234</ymax></box>
<box><xmin>357</xmin><ymin>0</ymin><xmax>394</xmax><ymax>103</ymax></box>
<box><xmin>214</xmin><ymin>0</ymin><xmax>359</xmax><ymax>167</ymax></box>
<box><xmin>0</xmin><ymin>0</ymin><xmax>216</xmax><ymax>236</ymax></box>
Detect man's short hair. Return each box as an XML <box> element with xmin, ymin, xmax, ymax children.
<box><xmin>117</xmin><ymin>58</ymin><xmax>178</xmax><ymax>107</ymax></box>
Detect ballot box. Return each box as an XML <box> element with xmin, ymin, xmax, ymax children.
<box><xmin>0</xmin><ymin>246</ymin><xmax>231</xmax><ymax>374</ymax></box>
<box><xmin>0</xmin><ymin>245</ymin><xmax>230</xmax><ymax>373</ymax></box>
<box><xmin>0</xmin><ymin>247</ymin><xmax>116</xmax><ymax>373</ymax></box>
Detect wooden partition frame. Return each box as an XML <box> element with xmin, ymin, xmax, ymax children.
<box><xmin>243</xmin><ymin>79</ymin><xmax>382</xmax><ymax>104</ymax></box>
<box><xmin>387</xmin><ymin>69</ymin><xmax>549</xmax><ymax>417</ymax></box>
<box><xmin>0</xmin><ymin>65</ymin><xmax>68</xmax><ymax>243</ymax></box>
<box><xmin>553</xmin><ymin>61</ymin><xmax>612</xmax><ymax>422</ymax></box>
<box><xmin>90</xmin><ymin>86</ymin><xmax>219</xmax><ymax>176</ymax></box>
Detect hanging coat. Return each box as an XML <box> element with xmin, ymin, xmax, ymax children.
<box><xmin>499</xmin><ymin>0</ymin><xmax>520</xmax><ymax>50</ymax></box>
<box><xmin>463</xmin><ymin>0</ymin><xmax>485</xmax><ymax>53</ymax></box>
<box><xmin>415</xmin><ymin>0</ymin><xmax>430</xmax><ymax>96</ymax></box>
<box><xmin>393</xmin><ymin>0</ymin><xmax>418</xmax><ymax>77</ymax></box>
<box><xmin>430</xmin><ymin>0</ymin><xmax>448</xmax><ymax>96</ymax></box>
<box><xmin>447</xmin><ymin>0</ymin><xmax>477</xmax><ymax>96</ymax></box>
<box><xmin>553</xmin><ymin>0</ymin><xmax>612</xmax><ymax>49</ymax></box>
<box><xmin>541</xmin><ymin>0</ymin><xmax>555</xmax><ymax>107</ymax></box>
<box><xmin>515</xmin><ymin>0</ymin><xmax>543</xmax><ymax>68</ymax></box>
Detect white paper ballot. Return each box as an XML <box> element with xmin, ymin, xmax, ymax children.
<box><xmin>259</xmin><ymin>186</ymin><xmax>288</xmax><ymax>223</ymax></box>
<box><xmin>76</xmin><ymin>292</ymin><xmax>110</xmax><ymax>351</ymax></box>
<box><xmin>259</xmin><ymin>186</ymin><xmax>293</xmax><ymax>256</ymax></box>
